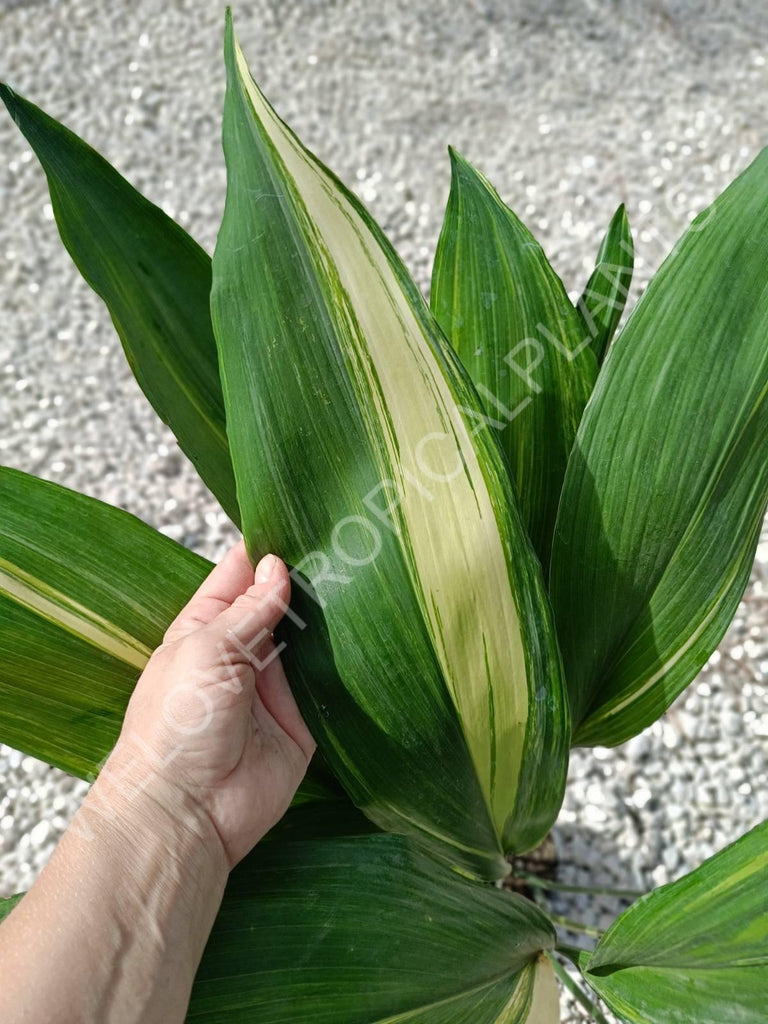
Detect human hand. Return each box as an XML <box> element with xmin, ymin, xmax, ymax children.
<box><xmin>0</xmin><ymin>543</ymin><xmax>316</xmax><ymax>1024</ymax></box>
<box><xmin>107</xmin><ymin>540</ymin><xmax>316</xmax><ymax>868</ymax></box>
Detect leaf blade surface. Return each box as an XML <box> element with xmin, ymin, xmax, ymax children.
<box><xmin>0</xmin><ymin>467</ymin><xmax>208</xmax><ymax>778</ymax></box>
<box><xmin>575</xmin><ymin>204</ymin><xmax>634</xmax><ymax>364</ymax></box>
<box><xmin>550</xmin><ymin>148</ymin><xmax>768</xmax><ymax>742</ymax></box>
<box><xmin>189</xmin><ymin>833</ymin><xmax>559</xmax><ymax>1023</ymax></box>
<box><xmin>0</xmin><ymin>85</ymin><xmax>239</xmax><ymax>523</ymax></box>
<box><xmin>582</xmin><ymin>820</ymin><xmax>768</xmax><ymax>1023</ymax></box>
<box><xmin>211</xmin><ymin>17</ymin><xmax>569</xmax><ymax>875</ymax></box>
<box><xmin>431</xmin><ymin>151</ymin><xmax>597</xmax><ymax>567</ymax></box>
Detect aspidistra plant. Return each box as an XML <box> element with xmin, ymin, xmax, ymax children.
<box><xmin>0</xmin><ymin>10</ymin><xmax>766</xmax><ymax>1021</ymax></box>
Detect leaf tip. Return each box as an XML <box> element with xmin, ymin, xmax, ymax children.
<box><xmin>0</xmin><ymin>82</ymin><xmax>28</xmax><ymax>133</ymax></box>
<box><xmin>223</xmin><ymin>5</ymin><xmax>246</xmax><ymax>79</ymax></box>
<box><xmin>612</xmin><ymin>201</ymin><xmax>632</xmax><ymax>236</ymax></box>
<box><xmin>446</xmin><ymin>146</ymin><xmax>478</xmax><ymax>194</ymax></box>
<box><xmin>0</xmin><ymin>81</ymin><xmax>18</xmax><ymax>115</ymax></box>
<box><xmin>223</xmin><ymin>5</ymin><xmax>235</xmax><ymax>53</ymax></box>
<box><xmin>447</xmin><ymin>145</ymin><xmax>469</xmax><ymax>171</ymax></box>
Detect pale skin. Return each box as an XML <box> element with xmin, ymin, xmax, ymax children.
<box><xmin>0</xmin><ymin>541</ymin><xmax>315</xmax><ymax>1024</ymax></box>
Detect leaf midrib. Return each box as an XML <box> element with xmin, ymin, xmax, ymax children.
<box><xmin>588</xmin><ymin>956</ymin><xmax>768</xmax><ymax>975</ymax></box>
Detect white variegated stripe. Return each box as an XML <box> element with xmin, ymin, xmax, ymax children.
<box><xmin>521</xmin><ymin>958</ymin><xmax>560</xmax><ymax>1023</ymax></box>
<box><xmin>511</xmin><ymin>958</ymin><xmax>560</xmax><ymax>1024</ymax></box>
<box><xmin>587</xmin><ymin>379</ymin><xmax>768</xmax><ymax>730</ymax></box>
<box><xmin>0</xmin><ymin>556</ymin><xmax>151</xmax><ymax>670</ymax></box>
<box><xmin>233</xmin><ymin>40</ymin><xmax>528</xmax><ymax>836</ymax></box>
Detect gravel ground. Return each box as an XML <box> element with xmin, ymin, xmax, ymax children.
<box><xmin>1</xmin><ymin>0</ymin><xmax>767</xmax><ymax>1019</ymax></box>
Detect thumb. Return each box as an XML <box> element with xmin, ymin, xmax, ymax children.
<box><xmin>206</xmin><ymin>553</ymin><xmax>292</xmax><ymax>668</ymax></box>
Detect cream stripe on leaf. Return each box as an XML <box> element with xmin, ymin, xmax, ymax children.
<box><xmin>520</xmin><ymin>957</ymin><xmax>560</xmax><ymax>1024</ymax></box>
<box><xmin>0</xmin><ymin>556</ymin><xmax>151</xmax><ymax>670</ymax></box>
<box><xmin>550</xmin><ymin>146</ymin><xmax>768</xmax><ymax>745</ymax></box>
<box><xmin>0</xmin><ymin>467</ymin><xmax>335</xmax><ymax>810</ymax></box>
<box><xmin>0</xmin><ymin>467</ymin><xmax>209</xmax><ymax>778</ymax></box>
<box><xmin>212</xmin><ymin>14</ymin><xmax>569</xmax><ymax>877</ymax></box>
<box><xmin>431</xmin><ymin>150</ymin><xmax>597</xmax><ymax>570</ymax></box>
<box><xmin>581</xmin><ymin>821</ymin><xmax>768</xmax><ymax>1023</ymax></box>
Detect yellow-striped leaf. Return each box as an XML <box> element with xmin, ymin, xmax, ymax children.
<box><xmin>0</xmin><ymin>467</ymin><xmax>208</xmax><ymax>778</ymax></box>
<box><xmin>190</xmin><ymin>833</ymin><xmax>560</xmax><ymax>1023</ymax></box>
<box><xmin>0</xmin><ymin>85</ymin><xmax>239</xmax><ymax>525</ymax></box>
<box><xmin>550</xmin><ymin>147</ymin><xmax>768</xmax><ymax>744</ymax></box>
<box><xmin>582</xmin><ymin>820</ymin><xmax>768</xmax><ymax>1023</ymax></box>
<box><xmin>0</xmin><ymin>466</ymin><xmax>336</xmax><ymax>808</ymax></box>
<box><xmin>431</xmin><ymin>151</ymin><xmax>597</xmax><ymax>568</ymax></box>
<box><xmin>211</xmin><ymin>15</ymin><xmax>569</xmax><ymax>879</ymax></box>
<box><xmin>575</xmin><ymin>204</ymin><xmax>634</xmax><ymax>365</ymax></box>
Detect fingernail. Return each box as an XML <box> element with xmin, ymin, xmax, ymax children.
<box><xmin>255</xmin><ymin>553</ymin><xmax>278</xmax><ymax>583</ymax></box>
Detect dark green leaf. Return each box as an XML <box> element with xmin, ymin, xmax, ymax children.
<box><xmin>550</xmin><ymin>148</ymin><xmax>768</xmax><ymax>743</ymax></box>
<box><xmin>431</xmin><ymin>150</ymin><xmax>597</xmax><ymax>567</ymax></box>
<box><xmin>190</xmin><ymin>833</ymin><xmax>559</xmax><ymax>1023</ymax></box>
<box><xmin>0</xmin><ymin>85</ymin><xmax>239</xmax><ymax>524</ymax></box>
<box><xmin>582</xmin><ymin>820</ymin><xmax>768</xmax><ymax>1023</ymax></box>
<box><xmin>263</xmin><ymin>796</ymin><xmax>379</xmax><ymax>844</ymax></box>
<box><xmin>575</xmin><ymin>204</ymin><xmax>634</xmax><ymax>364</ymax></box>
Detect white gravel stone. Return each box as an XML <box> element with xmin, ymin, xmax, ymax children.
<box><xmin>2</xmin><ymin>1</ymin><xmax>768</xmax><ymax>1020</ymax></box>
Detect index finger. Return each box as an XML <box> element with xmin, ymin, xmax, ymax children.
<box><xmin>162</xmin><ymin>538</ymin><xmax>257</xmax><ymax>644</ymax></box>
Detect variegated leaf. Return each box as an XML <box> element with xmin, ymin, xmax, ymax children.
<box><xmin>211</xmin><ymin>14</ymin><xmax>569</xmax><ymax>878</ymax></box>
<box><xmin>550</xmin><ymin>147</ymin><xmax>768</xmax><ymax>744</ymax></box>
<box><xmin>0</xmin><ymin>466</ymin><xmax>332</xmax><ymax>806</ymax></box>
<box><xmin>582</xmin><ymin>820</ymin><xmax>768</xmax><ymax>1023</ymax></box>
<box><xmin>0</xmin><ymin>467</ymin><xmax>208</xmax><ymax>778</ymax></box>
<box><xmin>431</xmin><ymin>150</ymin><xmax>597</xmax><ymax>568</ymax></box>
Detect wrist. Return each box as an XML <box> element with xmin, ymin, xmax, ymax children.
<box><xmin>73</xmin><ymin>738</ymin><xmax>230</xmax><ymax>998</ymax></box>
<box><xmin>0</xmin><ymin>740</ymin><xmax>230</xmax><ymax>1024</ymax></box>
<box><xmin>89</xmin><ymin>737</ymin><xmax>230</xmax><ymax>889</ymax></box>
